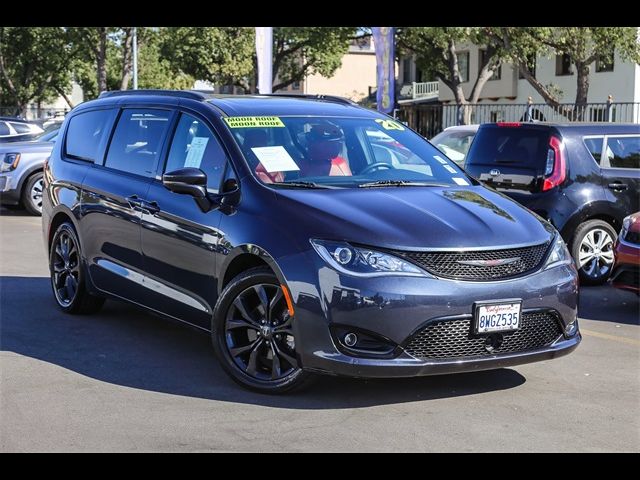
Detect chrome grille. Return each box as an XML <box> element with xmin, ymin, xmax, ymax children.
<box><xmin>394</xmin><ymin>243</ymin><xmax>549</xmax><ymax>280</ymax></box>
<box><xmin>404</xmin><ymin>311</ymin><xmax>563</xmax><ymax>360</ymax></box>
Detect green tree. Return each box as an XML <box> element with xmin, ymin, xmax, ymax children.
<box><xmin>493</xmin><ymin>27</ymin><xmax>640</xmax><ymax>119</ymax></box>
<box><xmin>160</xmin><ymin>27</ymin><xmax>255</xmax><ymax>90</ymax></box>
<box><xmin>137</xmin><ymin>29</ymin><xmax>194</xmax><ymax>90</ymax></box>
<box><xmin>160</xmin><ymin>27</ymin><xmax>357</xmax><ymax>93</ymax></box>
<box><xmin>0</xmin><ymin>27</ymin><xmax>74</xmax><ymax>115</ymax></box>
<box><xmin>398</xmin><ymin>27</ymin><xmax>505</xmax><ymax>124</ymax></box>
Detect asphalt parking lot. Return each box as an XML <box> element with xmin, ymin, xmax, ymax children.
<box><xmin>1</xmin><ymin>207</ymin><xmax>638</xmax><ymax>452</ymax></box>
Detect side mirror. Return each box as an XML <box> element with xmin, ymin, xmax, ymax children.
<box><xmin>162</xmin><ymin>168</ymin><xmax>207</xmax><ymax>199</ymax></box>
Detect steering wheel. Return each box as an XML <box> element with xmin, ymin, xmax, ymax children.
<box><xmin>360</xmin><ymin>162</ymin><xmax>396</xmax><ymax>174</ymax></box>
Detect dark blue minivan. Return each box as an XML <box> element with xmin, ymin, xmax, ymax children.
<box><xmin>42</xmin><ymin>91</ymin><xmax>580</xmax><ymax>392</ymax></box>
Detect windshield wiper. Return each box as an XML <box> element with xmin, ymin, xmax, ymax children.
<box><xmin>270</xmin><ymin>181</ymin><xmax>334</xmax><ymax>189</ymax></box>
<box><xmin>358</xmin><ymin>180</ymin><xmax>451</xmax><ymax>188</ymax></box>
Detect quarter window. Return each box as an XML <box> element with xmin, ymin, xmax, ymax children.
<box><xmin>65</xmin><ymin>109</ymin><xmax>117</xmax><ymax>162</ymax></box>
<box><xmin>605</xmin><ymin>136</ymin><xmax>640</xmax><ymax>169</ymax></box>
<box><xmin>583</xmin><ymin>137</ymin><xmax>604</xmax><ymax>164</ymax></box>
<box><xmin>166</xmin><ymin>113</ymin><xmax>229</xmax><ymax>193</ymax></box>
<box><xmin>9</xmin><ymin>122</ymin><xmax>31</xmax><ymax>134</ymax></box>
<box><xmin>105</xmin><ymin>109</ymin><xmax>172</xmax><ymax>177</ymax></box>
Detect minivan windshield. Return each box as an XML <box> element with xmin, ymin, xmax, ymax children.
<box><xmin>225</xmin><ymin>116</ymin><xmax>472</xmax><ymax>188</ymax></box>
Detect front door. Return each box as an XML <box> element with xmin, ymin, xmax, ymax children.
<box><xmin>81</xmin><ymin>107</ymin><xmax>174</xmax><ymax>303</ymax></box>
<box><xmin>140</xmin><ymin>112</ymin><xmax>230</xmax><ymax>328</ymax></box>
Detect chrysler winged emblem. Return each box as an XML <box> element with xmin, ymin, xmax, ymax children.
<box><xmin>457</xmin><ymin>257</ymin><xmax>521</xmax><ymax>267</ymax></box>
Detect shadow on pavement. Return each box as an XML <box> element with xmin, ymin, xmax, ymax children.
<box><xmin>0</xmin><ymin>206</ymin><xmax>32</xmax><ymax>217</ymax></box>
<box><xmin>579</xmin><ymin>285</ymin><xmax>639</xmax><ymax>326</ymax></box>
<box><xmin>0</xmin><ymin>276</ymin><xmax>526</xmax><ymax>408</ymax></box>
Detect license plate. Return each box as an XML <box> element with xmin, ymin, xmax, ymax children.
<box><xmin>474</xmin><ymin>301</ymin><xmax>521</xmax><ymax>334</ymax></box>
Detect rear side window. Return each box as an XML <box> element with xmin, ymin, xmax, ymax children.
<box><xmin>604</xmin><ymin>136</ymin><xmax>640</xmax><ymax>169</ymax></box>
<box><xmin>66</xmin><ymin>109</ymin><xmax>117</xmax><ymax>162</ymax></box>
<box><xmin>0</xmin><ymin>122</ymin><xmax>9</xmax><ymax>136</ymax></box>
<box><xmin>9</xmin><ymin>122</ymin><xmax>31</xmax><ymax>134</ymax></box>
<box><xmin>466</xmin><ymin>127</ymin><xmax>550</xmax><ymax>169</ymax></box>
<box><xmin>105</xmin><ymin>109</ymin><xmax>172</xmax><ymax>177</ymax></box>
<box><xmin>583</xmin><ymin>137</ymin><xmax>603</xmax><ymax>164</ymax></box>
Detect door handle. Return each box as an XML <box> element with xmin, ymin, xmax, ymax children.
<box><xmin>125</xmin><ymin>194</ymin><xmax>143</xmax><ymax>209</ymax></box>
<box><xmin>141</xmin><ymin>200</ymin><xmax>160</xmax><ymax>215</ymax></box>
<box><xmin>608</xmin><ymin>182</ymin><xmax>628</xmax><ymax>191</ymax></box>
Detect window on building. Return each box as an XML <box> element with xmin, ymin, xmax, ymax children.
<box><xmin>518</xmin><ymin>53</ymin><xmax>537</xmax><ymax>79</ymax></box>
<box><xmin>555</xmin><ymin>53</ymin><xmax>573</xmax><ymax>76</ymax></box>
<box><xmin>402</xmin><ymin>58</ymin><xmax>412</xmax><ymax>83</ymax></box>
<box><xmin>457</xmin><ymin>51</ymin><xmax>470</xmax><ymax>82</ymax></box>
<box><xmin>596</xmin><ymin>48</ymin><xmax>615</xmax><ymax>72</ymax></box>
<box><xmin>479</xmin><ymin>49</ymin><xmax>501</xmax><ymax>81</ymax></box>
<box><xmin>105</xmin><ymin>109</ymin><xmax>172</xmax><ymax>177</ymax></box>
<box><xmin>292</xmin><ymin>81</ymin><xmax>301</xmax><ymax>91</ymax></box>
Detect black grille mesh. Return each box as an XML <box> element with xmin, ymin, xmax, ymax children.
<box><xmin>395</xmin><ymin>243</ymin><xmax>549</xmax><ymax>280</ymax></box>
<box><xmin>404</xmin><ymin>311</ymin><xmax>563</xmax><ymax>360</ymax></box>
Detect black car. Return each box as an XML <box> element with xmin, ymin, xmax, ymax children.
<box><xmin>42</xmin><ymin>91</ymin><xmax>580</xmax><ymax>393</ymax></box>
<box><xmin>465</xmin><ymin>122</ymin><xmax>640</xmax><ymax>285</ymax></box>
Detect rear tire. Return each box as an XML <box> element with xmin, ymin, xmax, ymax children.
<box><xmin>570</xmin><ymin>219</ymin><xmax>617</xmax><ymax>285</ymax></box>
<box><xmin>211</xmin><ymin>266</ymin><xmax>313</xmax><ymax>394</ymax></box>
<box><xmin>49</xmin><ymin>222</ymin><xmax>105</xmax><ymax>314</ymax></box>
<box><xmin>22</xmin><ymin>171</ymin><xmax>44</xmax><ymax>216</ymax></box>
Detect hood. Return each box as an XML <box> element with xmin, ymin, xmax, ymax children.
<box><xmin>0</xmin><ymin>141</ymin><xmax>53</xmax><ymax>154</ymax></box>
<box><xmin>273</xmin><ymin>185</ymin><xmax>554</xmax><ymax>250</ymax></box>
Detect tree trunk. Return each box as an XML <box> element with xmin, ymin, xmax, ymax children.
<box><xmin>54</xmin><ymin>86</ymin><xmax>75</xmax><ymax>109</ymax></box>
<box><xmin>120</xmin><ymin>28</ymin><xmax>133</xmax><ymax>90</ymax></box>
<box><xmin>97</xmin><ymin>27</ymin><xmax>108</xmax><ymax>93</ymax></box>
<box><xmin>574</xmin><ymin>62</ymin><xmax>590</xmax><ymax>121</ymax></box>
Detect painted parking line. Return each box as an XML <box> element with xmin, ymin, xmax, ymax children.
<box><xmin>580</xmin><ymin>328</ymin><xmax>640</xmax><ymax>347</ymax></box>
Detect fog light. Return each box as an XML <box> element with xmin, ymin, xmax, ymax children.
<box><xmin>565</xmin><ymin>321</ymin><xmax>578</xmax><ymax>337</ymax></box>
<box><xmin>343</xmin><ymin>332</ymin><xmax>358</xmax><ymax>347</ymax></box>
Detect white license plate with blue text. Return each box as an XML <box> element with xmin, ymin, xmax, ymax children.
<box><xmin>475</xmin><ymin>302</ymin><xmax>521</xmax><ymax>333</ymax></box>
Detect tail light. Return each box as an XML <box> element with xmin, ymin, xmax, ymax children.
<box><xmin>542</xmin><ymin>136</ymin><xmax>566</xmax><ymax>191</ymax></box>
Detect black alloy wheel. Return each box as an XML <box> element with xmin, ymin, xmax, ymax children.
<box><xmin>49</xmin><ymin>222</ymin><xmax>104</xmax><ymax>314</ymax></box>
<box><xmin>212</xmin><ymin>267</ymin><xmax>312</xmax><ymax>393</ymax></box>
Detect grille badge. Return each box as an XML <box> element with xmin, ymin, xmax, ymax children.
<box><xmin>456</xmin><ymin>257</ymin><xmax>521</xmax><ymax>267</ymax></box>
<box><xmin>490</xmin><ymin>169</ymin><xmax>501</xmax><ymax>176</ymax></box>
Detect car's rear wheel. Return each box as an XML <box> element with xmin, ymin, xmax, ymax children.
<box><xmin>50</xmin><ymin>222</ymin><xmax>105</xmax><ymax>314</ymax></box>
<box><xmin>22</xmin><ymin>171</ymin><xmax>44</xmax><ymax>216</ymax></box>
<box><xmin>212</xmin><ymin>267</ymin><xmax>313</xmax><ymax>393</ymax></box>
<box><xmin>571</xmin><ymin>220</ymin><xmax>617</xmax><ymax>285</ymax></box>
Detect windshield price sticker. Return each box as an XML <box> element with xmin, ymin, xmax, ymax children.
<box><xmin>224</xmin><ymin>116</ymin><xmax>285</xmax><ymax>128</ymax></box>
<box><xmin>375</xmin><ymin>119</ymin><xmax>405</xmax><ymax>131</ymax></box>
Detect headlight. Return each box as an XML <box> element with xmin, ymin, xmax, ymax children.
<box><xmin>543</xmin><ymin>235</ymin><xmax>573</xmax><ymax>270</ymax></box>
<box><xmin>310</xmin><ymin>239</ymin><xmax>432</xmax><ymax>277</ymax></box>
<box><xmin>0</xmin><ymin>153</ymin><xmax>20</xmax><ymax>173</ymax></box>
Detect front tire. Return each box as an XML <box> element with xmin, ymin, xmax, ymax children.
<box><xmin>22</xmin><ymin>171</ymin><xmax>44</xmax><ymax>216</ymax></box>
<box><xmin>571</xmin><ymin>219</ymin><xmax>617</xmax><ymax>285</ymax></box>
<box><xmin>49</xmin><ymin>222</ymin><xmax>105</xmax><ymax>314</ymax></box>
<box><xmin>211</xmin><ymin>267</ymin><xmax>312</xmax><ymax>393</ymax></box>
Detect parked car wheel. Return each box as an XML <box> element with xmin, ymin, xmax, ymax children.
<box><xmin>212</xmin><ymin>267</ymin><xmax>313</xmax><ymax>394</ymax></box>
<box><xmin>49</xmin><ymin>222</ymin><xmax>105</xmax><ymax>314</ymax></box>
<box><xmin>571</xmin><ymin>220</ymin><xmax>617</xmax><ymax>285</ymax></box>
<box><xmin>22</xmin><ymin>171</ymin><xmax>44</xmax><ymax>216</ymax></box>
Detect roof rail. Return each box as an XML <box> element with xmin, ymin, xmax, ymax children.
<box><xmin>259</xmin><ymin>93</ymin><xmax>357</xmax><ymax>106</ymax></box>
<box><xmin>98</xmin><ymin>89</ymin><xmax>210</xmax><ymax>101</ymax></box>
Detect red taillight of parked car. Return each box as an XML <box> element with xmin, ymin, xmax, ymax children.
<box><xmin>542</xmin><ymin>136</ymin><xmax>567</xmax><ymax>192</ymax></box>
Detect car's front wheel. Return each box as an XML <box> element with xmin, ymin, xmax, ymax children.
<box><xmin>571</xmin><ymin>219</ymin><xmax>617</xmax><ymax>285</ymax></box>
<box><xmin>49</xmin><ymin>222</ymin><xmax>105</xmax><ymax>314</ymax></box>
<box><xmin>22</xmin><ymin>171</ymin><xmax>44</xmax><ymax>216</ymax></box>
<box><xmin>212</xmin><ymin>267</ymin><xmax>312</xmax><ymax>393</ymax></box>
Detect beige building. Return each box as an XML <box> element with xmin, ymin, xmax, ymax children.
<box><xmin>302</xmin><ymin>37</ymin><xmax>377</xmax><ymax>101</ymax></box>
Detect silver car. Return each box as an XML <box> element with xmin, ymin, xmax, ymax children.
<box><xmin>430</xmin><ymin>125</ymin><xmax>479</xmax><ymax>167</ymax></box>
<box><xmin>0</xmin><ymin>129</ymin><xmax>58</xmax><ymax>215</ymax></box>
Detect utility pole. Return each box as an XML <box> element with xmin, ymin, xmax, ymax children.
<box><xmin>132</xmin><ymin>27</ymin><xmax>138</xmax><ymax>90</ymax></box>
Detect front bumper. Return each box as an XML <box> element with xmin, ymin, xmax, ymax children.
<box><xmin>0</xmin><ymin>173</ymin><xmax>20</xmax><ymax>204</ymax></box>
<box><xmin>282</xmin><ymin>251</ymin><xmax>580</xmax><ymax>378</ymax></box>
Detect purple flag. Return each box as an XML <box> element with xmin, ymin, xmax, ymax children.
<box><xmin>372</xmin><ymin>27</ymin><xmax>395</xmax><ymax>114</ymax></box>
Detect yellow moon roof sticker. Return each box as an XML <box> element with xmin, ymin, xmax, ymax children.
<box><xmin>223</xmin><ymin>116</ymin><xmax>285</xmax><ymax>128</ymax></box>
